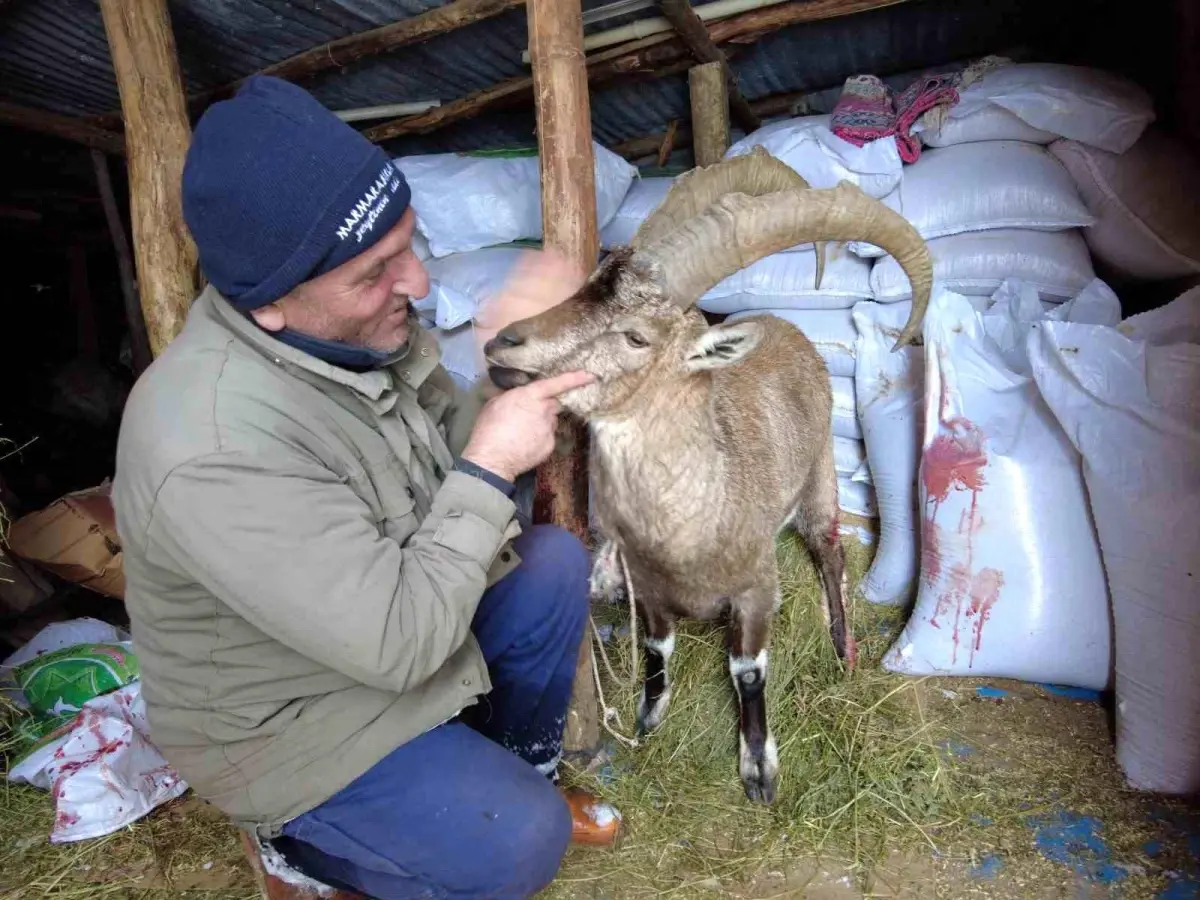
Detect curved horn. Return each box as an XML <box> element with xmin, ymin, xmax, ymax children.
<box><xmin>631</xmin><ymin>146</ymin><xmax>828</xmax><ymax>291</ymax></box>
<box><xmin>638</xmin><ymin>181</ymin><xmax>933</xmax><ymax>350</ymax></box>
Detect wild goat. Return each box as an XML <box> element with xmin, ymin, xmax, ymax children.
<box><xmin>483</xmin><ymin>148</ymin><xmax>933</xmax><ymax>804</ymax></box>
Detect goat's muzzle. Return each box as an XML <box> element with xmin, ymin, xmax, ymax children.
<box><xmin>484</xmin><ymin>329</ymin><xmax>537</xmax><ymax>389</ymax></box>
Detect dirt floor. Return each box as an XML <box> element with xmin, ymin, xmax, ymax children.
<box><xmin>3</xmin><ymin>538</ymin><xmax>1199</xmax><ymax>899</ymax></box>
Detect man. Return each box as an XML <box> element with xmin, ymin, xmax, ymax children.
<box><xmin>111</xmin><ymin>74</ymin><xmax>611</xmax><ymax>900</ymax></box>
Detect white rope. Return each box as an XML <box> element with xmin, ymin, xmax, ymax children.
<box><xmin>587</xmin><ymin>546</ymin><xmax>641</xmax><ymax>749</ymax></box>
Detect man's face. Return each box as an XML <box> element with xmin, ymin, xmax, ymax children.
<box><xmin>252</xmin><ymin>206</ymin><xmax>429</xmax><ymax>355</ymax></box>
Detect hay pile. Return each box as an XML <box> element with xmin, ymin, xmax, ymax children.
<box><xmin>547</xmin><ymin>535</ymin><xmax>970</xmax><ymax>897</ymax></box>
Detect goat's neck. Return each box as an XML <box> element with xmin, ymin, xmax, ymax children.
<box><xmin>588</xmin><ymin>376</ymin><xmax>726</xmax><ymax>553</ymax></box>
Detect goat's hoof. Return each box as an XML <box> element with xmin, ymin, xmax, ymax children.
<box><xmin>739</xmin><ymin>734</ymin><xmax>779</xmax><ymax>805</ymax></box>
<box><xmin>635</xmin><ymin>687</ymin><xmax>671</xmax><ymax>735</ymax></box>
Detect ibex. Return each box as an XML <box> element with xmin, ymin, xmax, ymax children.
<box><xmin>483</xmin><ymin>148</ymin><xmax>932</xmax><ymax>804</ymax></box>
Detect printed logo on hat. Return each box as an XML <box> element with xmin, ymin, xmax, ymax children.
<box><xmin>335</xmin><ymin>160</ymin><xmax>405</xmax><ymax>245</ymax></box>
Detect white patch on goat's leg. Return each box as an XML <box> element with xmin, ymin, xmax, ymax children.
<box><xmin>731</xmin><ymin>648</ymin><xmax>777</xmax><ymax>804</ymax></box>
<box><xmin>637</xmin><ymin>631</ymin><xmax>675</xmax><ymax>733</ymax></box>
<box><xmin>728</xmin><ymin>648</ymin><xmax>767</xmax><ymax>686</ymax></box>
<box><xmin>588</xmin><ymin>540</ymin><xmax>623</xmax><ymax>603</ymax></box>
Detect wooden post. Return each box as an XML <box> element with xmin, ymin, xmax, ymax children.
<box><xmin>92</xmin><ymin>149</ymin><xmax>153</xmax><ymax>375</ymax></box>
<box><xmin>690</xmin><ymin>61</ymin><xmax>730</xmax><ymax>167</ymax></box>
<box><xmin>526</xmin><ymin>0</ymin><xmax>601</xmax><ymax>754</ymax></box>
<box><xmin>98</xmin><ymin>0</ymin><xmax>198</xmax><ymax>357</ymax></box>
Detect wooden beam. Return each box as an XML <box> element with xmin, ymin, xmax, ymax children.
<box><xmin>689</xmin><ymin>61</ymin><xmax>730</xmax><ymax>165</ymax></box>
<box><xmin>98</xmin><ymin>0</ymin><xmax>198</xmax><ymax>357</ymax></box>
<box><xmin>657</xmin><ymin>118</ymin><xmax>681</xmax><ymax>166</ymax></box>
<box><xmin>0</xmin><ymin>100</ymin><xmax>125</xmax><ymax>154</ymax></box>
<box><xmin>659</xmin><ymin>0</ymin><xmax>760</xmax><ymax>133</ymax></box>
<box><xmin>526</xmin><ymin>0</ymin><xmax>601</xmax><ymax>755</ymax></box>
<box><xmin>92</xmin><ymin>149</ymin><xmax>152</xmax><ymax>376</ymax></box>
<box><xmin>364</xmin><ymin>0</ymin><xmax>907</xmax><ymax>141</ymax></box>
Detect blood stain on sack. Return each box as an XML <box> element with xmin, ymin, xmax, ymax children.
<box><xmin>966</xmin><ymin>568</ymin><xmax>1005</xmax><ymax>665</ymax></box>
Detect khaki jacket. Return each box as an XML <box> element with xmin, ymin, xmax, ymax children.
<box><xmin>111</xmin><ymin>286</ymin><xmax>521</xmax><ymax>833</ymax></box>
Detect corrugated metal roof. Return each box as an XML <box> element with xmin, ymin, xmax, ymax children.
<box><xmin>0</xmin><ymin>0</ymin><xmax>1150</xmax><ymax>158</ymax></box>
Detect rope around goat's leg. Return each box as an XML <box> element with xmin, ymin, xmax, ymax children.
<box><xmin>587</xmin><ymin>546</ymin><xmax>641</xmax><ymax>749</ymax></box>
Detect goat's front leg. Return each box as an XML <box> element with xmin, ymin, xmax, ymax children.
<box><xmin>636</xmin><ymin>606</ymin><xmax>676</xmax><ymax>734</ymax></box>
<box><xmin>728</xmin><ymin>581</ymin><xmax>779</xmax><ymax>804</ymax></box>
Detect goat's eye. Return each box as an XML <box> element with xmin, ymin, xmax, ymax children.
<box><xmin>625</xmin><ymin>332</ymin><xmax>648</xmax><ymax>348</ymax></box>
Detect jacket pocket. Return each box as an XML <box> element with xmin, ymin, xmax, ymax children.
<box><xmin>358</xmin><ymin>454</ymin><xmax>420</xmax><ymax>543</ymax></box>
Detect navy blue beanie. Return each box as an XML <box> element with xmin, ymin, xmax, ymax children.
<box><xmin>182</xmin><ymin>75</ymin><xmax>412</xmax><ymax>312</ymax></box>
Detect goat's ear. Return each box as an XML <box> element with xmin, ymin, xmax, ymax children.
<box><xmin>684</xmin><ymin>320</ymin><xmax>766</xmax><ymax>371</ymax></box>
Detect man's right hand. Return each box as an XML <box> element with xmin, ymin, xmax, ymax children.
<box><xmin>460</xmin><ymin>370</ymin><xmax>595</xmax><ymax>482</ymax></box>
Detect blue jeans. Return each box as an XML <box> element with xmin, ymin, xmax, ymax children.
<box><xmin>272</xmin><ymin>525</ymin><xmax>591</xmax><ymax>900</ymax></box>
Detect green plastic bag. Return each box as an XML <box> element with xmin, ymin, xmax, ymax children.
<box><xmin>13</xmin><ymin>642</ymin><xmax>139</xmax><ymax>722</ymax></box>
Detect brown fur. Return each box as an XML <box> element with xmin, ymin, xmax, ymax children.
<box><xmin>484</xmin><ymin>251</ymin><xmax>855</xmax><ymax>804</ymax></box>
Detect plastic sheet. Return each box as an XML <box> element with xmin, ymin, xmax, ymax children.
<box><xmin>881</xmin><ymin>287</ymin><xmax>1113</xmax><ymax>688</ymax></box>
<box><xmin>8</xmin><ymin>682</ymin><xmax>188</xmax><ymax>844</ymax></box>
<box><xmin>1030</xmin><ymin>288</ymin><xmax>1200</xmax><ymax>793</ymax></box>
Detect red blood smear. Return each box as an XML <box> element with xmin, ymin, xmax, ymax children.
<box><xmin>946</xmin><ymin>563</ymin><xmax>971</xmax><ymax>665</ymax></box>
<box><xmin>922</xmin><ymin>417</ymin><xmax>988</xmax><ymax>504</ymax></box>
<box><xmin>967</xmin><ymin>568</ymin><xmax>1004</xmax><ymax>666</ymax></box>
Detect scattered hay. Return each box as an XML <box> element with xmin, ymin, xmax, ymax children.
<box><xmin>548</xmin><ymin>535</ymin><xmax>973</xmax><ymax>897</ymax></box>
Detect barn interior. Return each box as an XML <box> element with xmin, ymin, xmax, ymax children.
<box><xmin>1</xmin><ymin>1</ymin><xmax>1199</xmax><ymax>898</ymax></box>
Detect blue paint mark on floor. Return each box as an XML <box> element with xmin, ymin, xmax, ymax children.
<box><xmin>1026</xmin><ymin>810</ymin><xmax>1128</xmax><ymax>884</ymax></box>
<box><xmin>969</xmin><ymin>853</ymin><xmax>1004</xmax><ymax>879</ymax></box>
<box><xmin>970</xmin><ymin>813</ymin><xmax>994</xmax><ymax>827</ymax></box>
<box><xmin>1161</xmin><ymin>874</ymin><xmax>1200</xmax><ymax>900</ymax></box>
<box><xmin>1036</xmin><ymin>683</ymin><xmax>1103</xmax><ymax>702</ymax></box>
<box><xmin>976</xmin><ymin>685</ymin><xmax>1011</xmax><ymax>699</ymax></box>
<box><xmin>1145</xmin><ymin>840</ymin><xmax>1165</xmax><ymax>859</ymax></box>
<box><xmin>937</xmin><ymin>740</ymin><xmax>974</xmax><ymax>758</ymax></box>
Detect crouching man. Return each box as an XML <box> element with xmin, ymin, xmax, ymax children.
<box><xmin>112</xmin><ymin>75</ymin><xmax>611</xmax><ymax>900</ymax></box>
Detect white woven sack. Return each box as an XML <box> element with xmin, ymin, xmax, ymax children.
<box><xmin>1030</xmin><ymin>287</ymin><xmax>1200</xmax><ymax>793</ymax></box>
<box><xmin>920</xmin><ymin>104</ymin><xmax>1057</xmax><ymax>147</ymax></box>
<box><xmin>848</xmin><ymin>142</ymin><xmax>1094</xmax><ymax>259</ymax></box>
<box><xmin>949</xmin><ymin>62</ymin><xmax>1155</xmax><ymax>154</ymax></box>
<box><xmin>428</xmin><ymin>322</ymin><xmax>485</xmax><ymax>388</ymax></box>
<box><xmin>725</xmin><ymin>307</ymin><xmax>858</xmax><ymax>377</ymax></box>
<box><xmin>833</xmin><ymin>435</ymin><xmax>867</xmax><ymax>478</ymax></box>
<box><xmin>396</xmin><ymin>143</ymin><xmax>637</xmax><ymax>257</ymax></box>
<box><xmin>830</xmin><ymin>374</ymin><xmax>861</xmax><ymax>441</ymax></box>
<box><xmin>417</xmin><ymin>246</ymin><xmax>525</xmax><ymax>330</ymax></box>
<box><xmin>726</xmin><ymin>113</ymin><xmax>902</xmax><ymax>199</ymax></box>
<box><xmin>852</xmin><ymin>299</ymin><xmax>924</xmax><ymax>606</ymax></box>
<box><xmin>870</xmin><ymin>228</ymin><xmax>1095</xmax><ymax>302</ymax></box>
<box><xmin>838</xmin><ymin>475</ymin><xmax>877</xmax><ymax>519</ymax></box>
<box><xmin>600</xmin><ymin>177</ymin><xmax>674</xmax><ymax>250</ymax></box>
<box><xmin>698</xmin><ymin>244</ymin><xmax>873</xmax><ymax>313</ymax></box>
<box><xmin>881</xmin><ymin>287</ymin><xmax>1115</xmax><ymax>689</ymax></box>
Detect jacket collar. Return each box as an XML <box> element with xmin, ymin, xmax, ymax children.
<box><xmin>201</xmin><ymin>285</ymin><xmax>443</xmax><ymax>403</ymax></box>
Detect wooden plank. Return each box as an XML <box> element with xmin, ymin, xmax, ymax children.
<box><xmin>0</xmin><ymin>99</ymin><xmax>125</xmax><ymax>154</ymax></box>
<box><xmin>98</xmin><ymin>0</ymin><xmax>198</xmax><ymax>357</ymax></box>
<box><xmin>689</xmin><ymin>61</ymin><xmax>730</xmax><ymax>166</ymax></box>
<box><xmin>657</xmin><ymin>118</ymin><xmax>680</xmax><ymax>166</ymax></box>
<box><xmin>92</xmin><ymin>149</ymin><xmax>152</xmax><ymax>375</ymax></box>
<box><xmin>659</xmin><ymin>0</ymin><xmax>760</xmax><ymax>133</ymax></box>
<box><xmin>364</xmin><ymin>0</ymin><xmax>907</xmax><ymax>141</ymax></box>
<box><xmin>526</xmin><ymin>0</ymin><xmax>601</xmax><ymax>755</ymax></box>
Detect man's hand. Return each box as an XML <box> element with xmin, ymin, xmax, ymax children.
<box><xmin>474</xmin><ymin>249</ymin><xmax>587</xmax><ymax>349</ymax></box>
<box><xmin>461</xmin><ymin>370</ymin><xmax>595</xmax><ymax>482</ymax></box>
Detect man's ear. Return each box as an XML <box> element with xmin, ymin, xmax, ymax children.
<box><xmin>250</xmin><ymin>303</ymin><xmax>286</xmax><ymax>333</ymax></box>
<box><xmin>684</xmin><ymin>319</ymin><xmax>766</xmax><ymax>371</ymax></box>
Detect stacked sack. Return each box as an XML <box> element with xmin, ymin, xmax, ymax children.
<box><xmin>846</xmin><ymin>62</ymin><xmax>1163</xmax><ymax>605</ymax></box>
<box><xmin>858</xmin><ymin>63</ymin><xmax>1158</xmax><ymax>308</ymax></box>
<box><xmin>397</xmin><ymin>142</ymin><xmax>638</xmax><ymax>389</ymax></box>
<box><xmin>691</xmin><ymin>113</ymin><xmax>908</xmax><ymax>530</ymax></box>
